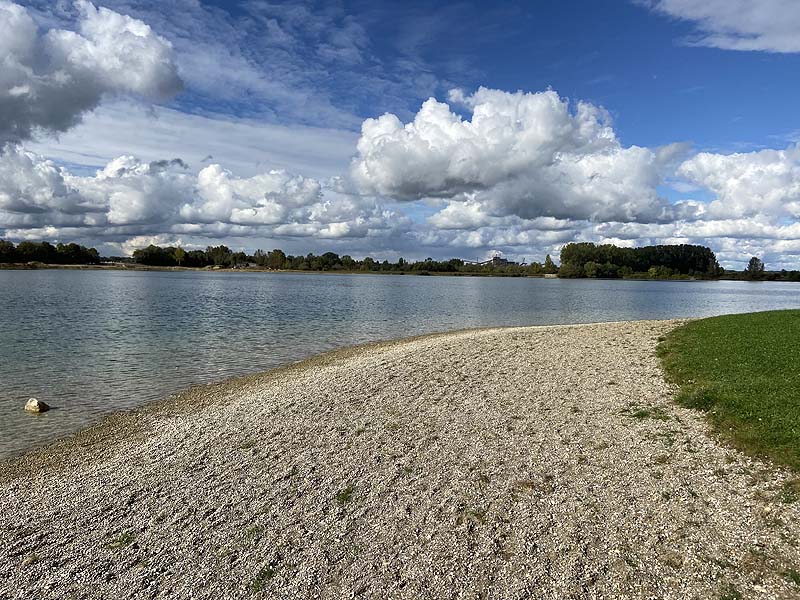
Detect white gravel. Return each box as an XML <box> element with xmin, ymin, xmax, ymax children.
<box><xmin>2</xmin><ymin>320</ymin><xmax>800</xmax><ymax>599</ymax></box>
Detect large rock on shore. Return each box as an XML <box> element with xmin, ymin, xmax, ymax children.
<box><xmin>24</xmin><ymin>398</ymin><xmax>49</xmax><ymax>413</ymax></box>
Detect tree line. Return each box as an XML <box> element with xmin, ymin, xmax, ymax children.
<box><xmin>3</xmin><ymin>238</ymin><xmax>799</xmax><ymax>281</ymax></box>
<box><xmin>0</xmin><ymin>240</ymin><xmax>100</xmax><ymax>265</ymax></box>
<box><xmin>558</xmin><ymin>242</ymin><xmax>723</xmax><ymax>279</ymax></box>
<box><xmin>130</xmin><ymin>244</ymin><xmax>560</xmax><ymax>276</ymax></box>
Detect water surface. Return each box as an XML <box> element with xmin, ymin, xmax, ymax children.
<box><xmin>1</xmin><ymin>270</ymin><xmax>798</xmax><ymax>458</ymax></box>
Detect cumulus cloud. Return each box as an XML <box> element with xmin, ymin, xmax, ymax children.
<box><xmin>0</xmin><ymin>0</ymin><xmax>182</xmax><ymax>145</ymax></box>
<box><xmin>354</xmin><ymin>88</ymin><xmax>614</xmax><ymax>197</ymax></box>
<box><xmin>352</xmin><ymin>87</ymin><xmax>681</xmax><ymax>223</ymax></box>
<box><xmin>184</xmin><ymin>165</ymin><xmax>321</xmax><ymax>225</ymax></box>
<box><xmin>678</xmin><ymin>145</ymin><xmax>800</xmax><ymax>219</ymax></box>
<box><xmin>0</xmin><ymin>146</ymin><xmax>405</xmax><ymax>248</ymax></box>
<box><xmin>77</xmin><ymin>156</ymin><xmax>193</xmax><ymax>226</ymax></box>
<box><xmin>0</xmin><ymin>145</ymin><xmax>96</xmax><ymax>219</ymax></box>
<box><xmin>641</xmin><ymin>0</ymin><xmax>800</xmax><ymax>53</ymax></box>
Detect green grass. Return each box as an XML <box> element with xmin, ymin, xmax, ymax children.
<box><xmin>248</xmin><ymin>565</ymin><xmax>277</xmax><ymax>591</ymax></box>
<box><xmin>621</xmin><ymin>404</ymin><xmax>672</xmax><ymax>421</ymax></box>
<box><xmin>105</xmin><ymin>532</ymin><xmax>135</xmax><ymax>550</ymax></box>
<box><xmin>658</xmin><ymin>310</ymin><xmax>800</xmax><ymax>471</ymax></box>
<box><xmin>335</xmin><ymin>485</ymin><xmax>354</xmax><ymax>505</ymax></box>
<box><xmin>784</xmin><ymin>568</ymin><xmax>800</xmax><ymax>587</ymax></box>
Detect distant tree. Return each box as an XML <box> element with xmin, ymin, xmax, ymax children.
<box><xmin>361</xmin><ymin>256</ymin><xmax>376</xmax><ymax>271</ymax></box>
<box><xmin>173</xmin><ymin>247</ymin><xmax>186</xmax><ymax>266</ymax></box>
<box><xmin>583</xmin><ymin>261</ymin><xmax>599</xmax><ymax>278</ymax></box>
<box><xmin>206</xmin><ymin>245</ymin><xmax>232</xmax><ymax>266</ymax></box>
<box><xmin>0</xmin><ymin>240</ymin><xmax>16</xmax><ymax>262</ymax></box>
<box><xmin>648</xmin><ymin>265</ymin><xmax>674</xmax><ymax>279</ymax></box>
<box><xmin>320</xmin><ymin>252</ymin><xmax>341</xmax><ymax>270</ymax></box>
<box><xmin>598</xmin><ymin>262</ymin><xmax>619</xmax><ymax>278</ymax></box>
<box><xmin>543</xmin><ymin>254</ymin><xmax>558</xmax><ymax>274</ymax></box>
<box><xmin>133</xmin><ymin>245</ymin><xmax>177</xmax><ymax>266</ymax></box>
<box><xmin>744</xmin><ymin>256</ymin><xmax>765</xmax><ymax>280</ymax></box>
<box><xmin>16</xmin><ymin>241</ymin><xmax>57</xmax><ymax>263</ymax></box>
<box><xmin>557</xmin><ymin>262</ymin><xmax>584</xmax><ymax>278</ymax></box>
<box><xmin>266</xmin><ymin>249</ymin><xmax>287</xmax><ymax>270</ymax></box>
<box><xmin>184</xmin><ymin>250</ymin><xmax>209</xmax><ymax>267</ymax></box>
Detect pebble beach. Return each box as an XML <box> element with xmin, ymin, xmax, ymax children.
<box><xmin>2</xmin><ymin>320</ymin><xmax>799</xmax><ymax>599</ymax></box>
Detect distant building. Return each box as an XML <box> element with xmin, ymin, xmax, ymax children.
<box><xmin>461</xmin><ymin>255</ymin><xmax>519</xmax><ymax>267</ymax></box>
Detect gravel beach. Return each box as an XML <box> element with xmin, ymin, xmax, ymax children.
<box><xmin>2</xmin><ymin>320</ymin><xmax>799</xmax><ymax>599</ymax></box>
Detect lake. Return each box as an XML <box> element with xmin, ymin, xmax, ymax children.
<box><xmin>1</xmin><ymin>269</ymin><xmax>798</xmax><ymax>458</ymax></box>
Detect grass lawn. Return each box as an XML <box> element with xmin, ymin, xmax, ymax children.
<box><xmin>658</xmin><ymin>310</ymin><xmax>800</xmax><ymax>471</ymax></box>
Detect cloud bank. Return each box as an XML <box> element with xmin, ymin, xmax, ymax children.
<box><xmin>352</xmin><ymin>88</ymin><xmax>682</xmax><ymax>223</ymax></box>
<box><xmin>0</xmin><ymin>0</ymin><xmax>181</xmax><ymax>145</ymax></box>
<box><xmin>0</xmin><ymin>145</ymin><xmax>402</xmax><ymax>247</ymax></box>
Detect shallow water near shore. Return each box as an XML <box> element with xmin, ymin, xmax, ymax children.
<box><xmin>1</xmin><ymin>269</ymin><xmax>798</xmax><ymax>458</ymax></box>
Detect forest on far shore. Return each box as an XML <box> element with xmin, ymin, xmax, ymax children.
<box><xmin>0</xmin><ymin>240</ymin><xmax>100</xmax><ymax>265</ymax></box>
<box><xmin>1</xmin><ymin>239</ymin><xmax>799</xmax><ymax>281</ymax></box>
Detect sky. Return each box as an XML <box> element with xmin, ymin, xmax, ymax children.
<box><xmin>3</xmin><ymin>0</ymin><xmax>800</xmax><ymax>268</ymax></box>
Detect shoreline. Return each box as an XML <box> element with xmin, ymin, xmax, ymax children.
<box><xmin>3</xmin><ymin>319</ymin><xmax>799</xmax><ymax>598</ymax></box>
<box><xmin>0</xmin><ymin>262</ymin><xmax>746</xmax><ymax>281</ymax></box>
<box><xmin>0</xmin><ymin>319</ymin><xmax>678</xmax><ymax>473</ymax></box>
<box><xmin>0</xmin><ymin>325</ymin><xmax>501</xmax><ymax>480</ymax></box>
<box><xmin>0</xmin><ymin>262</ymin><xmax>546</xmax><ymax>277</ymax></box>
<box><xmin>3</xmin><ymin>262</ymin><xmax>790</xmax><ymax>282</ymax></box>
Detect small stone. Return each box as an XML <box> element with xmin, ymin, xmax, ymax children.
<box><xmin>24</xmin><ymin>398</ymin><xmax>49</xmax><ymax>413</ymax></box>
<box><xmin>21</xmin><ymin>553</ymin><xmax>38</xmax><ymax>567</ymax></box>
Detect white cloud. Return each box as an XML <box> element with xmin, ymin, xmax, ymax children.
<box><xmin>354</xmin><ymin>88</ymin><xmax>614</xmax><ymax>197</ymax></box>
<box><xmin>0</xmin><ymin>145</ymin><xmax>406</xmax><ymax>251</ymax></box>
<box><xmin>346</xmin><ymin>87</ymin><xmax>800</xmax><ymax>267</ymax></box>
<box><xmin>352</xmin><ymin>87</ymin><xmax>681</xmax><ymax>223</ymax></box>
<box><xmin>678</xmin><ymin>145</ymin><xmax>800</xmax><ymax>219</ymax></box>
<box><xmin>76</xmin><ymin>156</ymin><xmax>193</xmax><ymax>226</ymax></box>
<box><xmin>0</xmin><ymin>145</ymin><xmax>93</xmax><ymax>218</ymax></box>
<box><xmin>0</xmin><ymin>0</ymin><xmax>181</xmax><ymax>145</ymax></box>
<box><xmin>641</xmin><ymin>0</ymin><xmax>800</xmax><ymax>53</ymax></box>
<box><xmin>185</xmin><ymin>165</ymin><xmax>321</xmax><ymax>225</ymax></box>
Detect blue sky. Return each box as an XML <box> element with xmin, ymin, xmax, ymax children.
<box><xmin>108</xmin><ymin>0</ymin><xmax>800</xmax><ymax>150</ymax></box>
<box><xmin>4</xmin><ymin>0</ymin><xmax>800</xmax><ymax>267</ymax></box>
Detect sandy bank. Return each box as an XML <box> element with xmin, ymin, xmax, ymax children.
<box><xmin>2</xmin><ymin>320</ymin><xmax>799</xmax><ymax>599</ymax></box>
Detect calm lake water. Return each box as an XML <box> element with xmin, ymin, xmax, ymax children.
<box><xmin>1</xmin><ymin>270</ymin><xmax>799</xmax><ymax>458</ymax></box>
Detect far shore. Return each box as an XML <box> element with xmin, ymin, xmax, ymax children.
<box><xmin>0</xmin><ymin>261</ymin><xmax>550</xmax><ymax>277</ymax></box>
<box><xmin>2</xmin><ymin>319</ymin><xmax>799</xmax><ymax>598</ymax></box>
<box><xmin>0</xmin><ymin>261</ymin><xmax>757</xmax><ymax>281</ymax></box>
